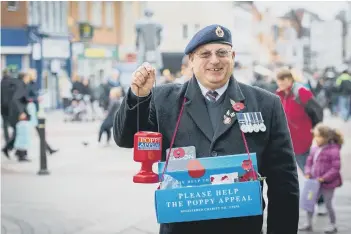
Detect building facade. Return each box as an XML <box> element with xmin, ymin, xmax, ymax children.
<box><xmin>26</xmin><ymin>1</ymin><xmax>70</xmax><ymax>108</ymax></box>
<box><xmin>1</xmin><ymin>1</ymin><xmax>70</xmax><ymax>108</ymax></box>
<box><xmin>1</xmin><ymin>1</ymin><xmax>31</xmax><ymax>73</ymax></box>
<box><xmin>144</xmin><ymin>1</ymin><xmax>235</xmax><ymax>53</ymax></box>
<box><xmin>68</xmin><ymin>1</ymin><xmax>121</xmax><ymax>88</ymax></box>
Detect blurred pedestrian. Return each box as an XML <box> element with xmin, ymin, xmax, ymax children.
<box><xmin>98</xmin><ymin>77</ymin><xmax>110</xmax><ymax>111</ymax></box>
<box><xmin>299</xmin><ymin>123</ymin><xmax>343</xmax><ymax>234</ymax></box>
<box><xmin>26</xmin><ymin>70</ymin><xmax>59</xmax><ymax>155</ymax></box>
<box><xmin>58</xmin><ymin>70</ymin><xmax>72</xmax><ymax>110</ymax></box>
<box><xmin>71</xmin><ymin>75</ymin><xmax>84</xmax><ymax>94</ymax></box>
<box><xmin>276</xmin><ymin>68</ymin><xmax>315</xmax><ymax>171</ymax></box>
<box><xmin>335</xmin><ymin>66</ymin><xmax>351</xmax><ymax>121</ymax></box>
<box><xmin>98</xmin><ymin>87</ymin><xmax>121</xmax><ymax>145</ymax></box>
<box><xmin>323</xmin><ymin>69</ymin><xmax>339</xmax><ymax>115</ymax></box>
<box><xmin>160</xmin><ymin>69</ymin><xmax>175</xmax><ymax>84</ymax></box>
<box><xmin>1</xmin><ymin>69</ymin><xmax>16</xmax><ymax>146</ymax></box>
<box><xmin>2</xmin><ymin>72</ymin><xmax>30</xmax><ymax>161</ymax></box>
<box><xmin>175</xmin><ymin>55</ymin><xmax>193</xmax><ymax>84</ymax></box>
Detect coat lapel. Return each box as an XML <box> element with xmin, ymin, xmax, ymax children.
<box><xmin>184</xmin><ymin>77</ymin><xmax>214</xmax><ymax>141</ymax></box>
<box><xmin>212</xmin><ymin>77</ymin><xmax>245</xmax><ymax>143</ymax></box>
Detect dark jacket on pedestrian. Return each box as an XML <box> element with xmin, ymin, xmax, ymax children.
<box><xmin>103</xmin><ymin>99</ymin><xmax>121</xmax><ymax>128</ymax></box>
<box><xmin>114</xmin><ymin>76</ymin><xmax>299</xmax><ymax>234</ymax></box>
<box><xmin>1</xmin><ymin>74</ymin><xmax>16</xmax><ymax>117</ymax></box>
<box><xmin>72</xmin><ymin>81</ymin><xmax>85</xmax><ymax>94</ymax></box>
<box><xmin>9</xmin><ymin>78</ymin><xmax>29</xmax><ymax>127</ymax></box>
<box><xmin>27</xmin><ymin>81</ymin><xmax>39</xmax><ymax>111</ymax></box>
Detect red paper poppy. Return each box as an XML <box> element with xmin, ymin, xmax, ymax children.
<box><xmin>242</xmin><ymin>159</ymin><xmax>253</xmax><ymax>171</ymax></box>
<box><xmin>232</xmin><ymin>102</ymin><xmax>245</xmax><ymax>112</ymax></box>
<box><xmin>173</xmin><ymin>148</ymin><xmax>185</xmax><ymax>158</ymax></box>
<box><xmin>239</xmin><ymin>170</ymin><xmax>257</xmax><ymax>182</ymax></box>
<box><xmin>221</xmin><ymin>175</ymin><xmax>229</xmax><ymax>181</ymax></box>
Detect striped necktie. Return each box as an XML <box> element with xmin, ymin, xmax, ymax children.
<box><xmin>206</xmin><ymin>90</ymin><xmax>219</xmax><ymax>102</ymax></box>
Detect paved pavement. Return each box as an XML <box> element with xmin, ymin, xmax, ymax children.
<box><xmin>1</xmin><ymin>111</ymin><xmax>351</xmax><ymax>234</ymax></box>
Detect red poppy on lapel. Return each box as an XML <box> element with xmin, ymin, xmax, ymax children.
<box><xmin>232</xmin><ymin>102</ymin><xmax>245</xmax><ymax>112</ymax></box>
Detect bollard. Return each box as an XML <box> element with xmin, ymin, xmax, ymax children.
<box><xmin>37</xmin><ymin>118</ymin><xmax>50</xmax><ymax>175</ymax></box>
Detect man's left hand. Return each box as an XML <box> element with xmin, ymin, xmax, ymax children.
<box><xmin>318</xmin><ymin>177</ymin><xmax>324</xmax><ymax>183</ymax></box>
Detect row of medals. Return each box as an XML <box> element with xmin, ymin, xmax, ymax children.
<box><xmin>223</xmin><ymin>111</ymin><xmax>266</xmax><ymax>133</ymax></box>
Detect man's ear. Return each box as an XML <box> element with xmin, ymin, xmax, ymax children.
<box><xmin>232</xmin><ymin>51</ymin><xmax>236</xmax><ymax>59</ymax></box>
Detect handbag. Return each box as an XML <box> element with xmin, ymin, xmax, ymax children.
<box><xmin>14</xmin><ymin>120</ymin><xmax>32</xmax><ymax>150</ymax></box>
<box><xmin>300</xmin><ymin>178</ymin><xmax>320</xmax><ymax>212</ymax></box>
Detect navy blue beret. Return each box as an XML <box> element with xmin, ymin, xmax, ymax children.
<box><xmin>184</xmin><ymin>24</ymin><xmax>232</xmax><ymax>55</ymax></box>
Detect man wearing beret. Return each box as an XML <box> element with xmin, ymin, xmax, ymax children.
<box><xmin>114</xmin><ymin>25</ymin><xmax>299</xmax><ymax>234</ymax></box>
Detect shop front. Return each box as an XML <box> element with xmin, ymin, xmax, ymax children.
<box><xmin>1</xmin><ymin>28</ymin><xmax>31</xmax><ymax>74</ymax></box>
<box><xmin>72</xmin><ymin>43</ymin><xmax>118</xmax><ymax>89</ymax></box>
<box><xmin>39</xmin><ymin>38</ymin><xmax>71</xmax><ymax>109</ymax></box>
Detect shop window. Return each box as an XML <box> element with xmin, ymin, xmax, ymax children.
<box><xmin>78</xmin><ymin>2</ymin><xmax>87</xmax><ymax>22</ymax></box>
<box><xmin>105</xmin><ymin>2</ymin><xmax>114</xmax><ymax>28</ymax></box>
<box><xmin>91</xmin><ymin>1</ymin><xmax>102</xmax><ymax>27</ymax></box>
<box><xmin>7</xmin><ymin>1</ymin><xmax>19</xmax><ymax>11</ymax></box>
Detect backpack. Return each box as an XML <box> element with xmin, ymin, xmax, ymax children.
<box><xmin>340</xmin><ymin>79</ymin><xmax>351</xmax><ymax>95</ymax></box>
<box><xmin>292</xmin><ymin>83</ymin><xmax>323</xmax><ymax>127</ymax></box>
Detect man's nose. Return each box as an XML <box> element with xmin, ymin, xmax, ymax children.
<box><xmin>209</xmin><ymin>53</ymin><xmax>220</xmax><ymax>64</ymax></box>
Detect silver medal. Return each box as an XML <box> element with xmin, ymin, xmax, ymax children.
<box><xmin>247</xmin><ymin>124</ymin><xmax>254</xmax><ymax>133</ymax></box>
<box><xmin>253</xmin><ymin>124</ymin><xmax>259</xmax><ymax>132</ymax></box>
<box><xmin>240</xmin><ymin>124</ymin><xmax>248</xmax><ymax>133</ymax></box>
<box><xmin>258</xmin><ymin>112</ymin><xmax>266</xmax><ymax>132</ymax></box>
<box><xmin>259</xmin><ymin>124</ymin><xmax>266</xmax><ymax>132</ymax></box>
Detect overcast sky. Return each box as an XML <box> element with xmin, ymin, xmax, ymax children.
<box><xmin>255</xmin><ymin>1</ymin><xmax>348</xmax><ymax>20</ymax></box>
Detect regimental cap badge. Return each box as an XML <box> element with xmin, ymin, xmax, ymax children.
<box><xmin>215</xmin><ymin>26</ymin><xmax>224</xmax><ymax>38</ymax></box>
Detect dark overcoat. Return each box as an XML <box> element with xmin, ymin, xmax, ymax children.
<box><xmin>114</xmin><ymin>76</ymin><xmax>299</xmax><ymax>234</ymax></box>
<box><xmin>8</xmin><ymin>78</ymin><xmax>29</xmax><ymax>127</ymax></box>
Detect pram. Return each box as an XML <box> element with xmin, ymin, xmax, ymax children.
<box><xmin>64</xmin><ymin>93</ymin><xmax>96</xmax><ymax>122</ymax></box>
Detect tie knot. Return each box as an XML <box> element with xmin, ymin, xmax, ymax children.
<box><xmin>206</xmin><ymin>90</ymin><xmax>218</xmax><ymax>102</ymax></box>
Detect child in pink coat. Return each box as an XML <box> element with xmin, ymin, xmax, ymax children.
<box><xmin>299</xmin><ymin>123</ymin><xmax>343</xmax><ymax>233</ymax></box>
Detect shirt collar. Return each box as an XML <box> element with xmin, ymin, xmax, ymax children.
<box><xmin>196</xmin><ymin>79</ymin><xmax>229</xmax><ymax>100</ymax></box>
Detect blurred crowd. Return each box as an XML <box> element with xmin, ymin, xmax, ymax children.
<box><xmin>251</xmin><ymin>64</ymin><xmax>351</xmax><ymax>122</ymax></box>
<box><xmin>1</xmin><ymin>55</ymin><xmax>350</xmax><ymax>162</ymax></box>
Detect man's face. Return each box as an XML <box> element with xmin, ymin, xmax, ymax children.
<box><xmin>276</xmin><ymin>77</ymin><xmax>293</xmax><ymax>91</ymax></box>
<box><xmin>29</xmin><ymin>69</ymin><xmax>37</xmax><ymax>81</ymax></box>
<box><xmin>190</xmin><ymin>43</ymin><xmax>235</xmax><ymax>90</ymax></box>
<box><xmin>23</xmin><ymin>74</ymin><xmax>31</xmax><ymax>84</ymax></box>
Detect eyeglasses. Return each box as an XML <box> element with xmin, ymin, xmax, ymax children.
<box><xmin>195</xmin><ymin>49</ymin><xmax>233</xmax><ymax>59</ymax></box>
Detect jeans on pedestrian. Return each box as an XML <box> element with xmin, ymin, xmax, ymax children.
<box><xmin>307</xmin><ymin>188</ymin><xmax>336</xmax><ymax>225</ymax></box>
<box><xmin>338</xmin><ymin>95</ymin><xmax>351</xmax><ymax>121</ymax></box>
